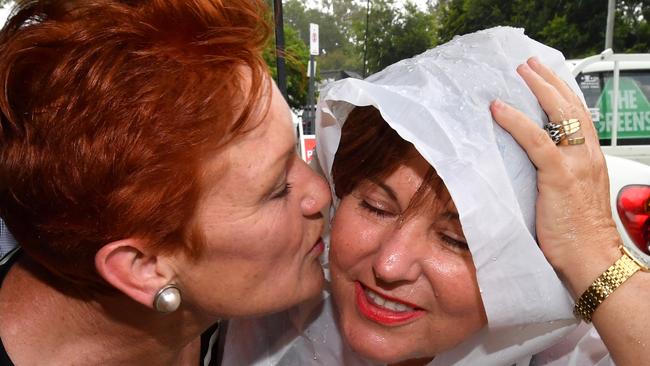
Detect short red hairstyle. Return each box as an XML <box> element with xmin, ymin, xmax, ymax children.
<box><xmin>0</xmin><ymin>0</ymin><xmax>271</xmax><ymax>288</ymax></box>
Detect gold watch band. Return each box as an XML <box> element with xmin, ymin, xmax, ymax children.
<box><xmin>573</xmin><ymin>249</ymin><xmax>641</xmax><ymax>323</ymax></box>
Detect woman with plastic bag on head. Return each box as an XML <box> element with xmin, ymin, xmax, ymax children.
<box><xmin>222</xmin><ymin>27</ymin><xmax>650</xmax><ymax>366</ymax></box>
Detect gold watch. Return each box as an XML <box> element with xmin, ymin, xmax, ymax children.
<box><xmin>573</xmin><ymin>245</ymin><xmax>650</xmax><ymax>323</ymax></box>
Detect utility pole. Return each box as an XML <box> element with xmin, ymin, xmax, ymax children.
<box><xmin>273</xmin><ymin>0</ymin><xmax>288</xmax><ymax>100</ymax></box>
<box><xmin>362</xmin><ymin>0</ymin><xmax>371</xmax><ymax>78</ymax></box>
<box><xmin>605</xmin><ymin>0</ymin><xmax>615</xmax><ymax>50</ymax></box>
<box><xmin>306</xmin><ymin>23</ymin><xmax>319</xmax><ymax>134</ymax></box>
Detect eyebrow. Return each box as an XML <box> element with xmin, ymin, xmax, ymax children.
<box><xmin>440</xmin><ymin>211</ymin><xmax>459</xmax><ymax>221</ymax></box>
<box><xmin>371</xmin><ymin>179</ymin><xmax>399</xmax><ymax>203</ymax></box>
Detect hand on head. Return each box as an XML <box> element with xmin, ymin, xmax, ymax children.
<box><xmin>490</xmin><ymin>57</ymin><xmax>621</xmax><ymax>297</ymax></box>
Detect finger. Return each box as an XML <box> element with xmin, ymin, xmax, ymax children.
<box><xmin>490</xmin><ymin>99</ymin><xmax>562</xmax><ymax>172</ymax></box>
<box><xmin>527</xmin><ymin>57</ymin><xmax>578</xmax><ymax>106</ymax></box>
<box><xmin>517</xmin><ymin>63</ymin><xmax>572</xmax><ymax>122</ymax></box>
<box><xmin>527</xmin><ymin>57</ymin><xmax>599</xmax><ymax>140</ymax></box>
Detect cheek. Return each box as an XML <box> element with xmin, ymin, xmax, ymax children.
<box><xmin>423</xmin><ymin>254</ymin><xmax>483</xmax><ymax>315</ymax></box>
<box><xmin>329</xmin><ymin>207</ymin><xmax>380</xmax><ymax>272</ymax></box>
<box><xmin>198</xmin><ymin>204</ymin><xmax>303</xmax><ymax>266</ymax></box>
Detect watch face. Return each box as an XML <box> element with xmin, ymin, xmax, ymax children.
<box><xmin>623</xmin><ymin>244</ymin><xmax>650</xmax><ymax>270</ymax></box>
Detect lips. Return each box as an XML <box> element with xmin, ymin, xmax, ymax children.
<box><xmin>355</xmin><ymin>282</ymin><xmax>425</xmax><ymax>326</ymax></box>
<box><xmin>309</xmin><ymin>237</ymin><xmax>325</xmax><ymax>256</ymax></box>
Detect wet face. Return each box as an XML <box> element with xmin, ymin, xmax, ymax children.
<box><xmin>329</xmin><ymin>152</ymin><xmax>487</xmax><ymax>364</ymax></box>
<box><xmin>174</xmin><ymin>81</ymin><xmax>330</xmax><ymax>318</ymax></box>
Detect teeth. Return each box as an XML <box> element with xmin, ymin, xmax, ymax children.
<box><xmin>364</xmin><ymin>288</ymin><xmax>414</xmax><ymax>312</ymax></box>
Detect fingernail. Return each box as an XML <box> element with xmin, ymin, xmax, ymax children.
<box><xmin>529</xmin><ymin>56</ymin><xmax>541</xmax><ymax>67</ymax></box>
<box><xmin>518</xmin><ymin>63</ymin><xmax>531</xmax><ymax>74</ymax></box>
<box><xmin>493</xmin><ymin>99</ymin><xmax>505</xmax><ymax>110</ymax></box>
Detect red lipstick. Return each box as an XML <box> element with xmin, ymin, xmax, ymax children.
<box><xmin>310</xmin><ymin>238</ymin><xmax>325</xmax><ymax>256</ymax></box>
<box><xmin>355</xmin><ymin>282</ymin><xmax>425</xmax><ymax>326</ymax></box>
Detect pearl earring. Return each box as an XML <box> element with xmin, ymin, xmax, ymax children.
<box><xmin>153</xmin><ymin>284</ymin><xmax>182</xmax><ymax>313</ymax></box>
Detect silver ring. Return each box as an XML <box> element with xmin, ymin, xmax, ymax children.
<box><xmin>544</xmin><ymin>122</ymin><xmax>566</xmax><ymax>145</ymax></box>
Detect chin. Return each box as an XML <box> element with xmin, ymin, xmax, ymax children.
<box><xmin>270</xmin><ymin>267</ymin><xmax>325</xmax><ymax>315</ymax></box>
<box><xmin>349</xmin><ymin>339</ymin><xmax>425</xmax><ymax>365</ymax></box>
<box><xmin>341</xmin><ymin>322</ymin><xmax>429</xmax><ymax>365</ymax></box>
<box><xmin>299</xmin><ymin>266</ymin><xmax>326</xmax><ymax>301</ymax></box>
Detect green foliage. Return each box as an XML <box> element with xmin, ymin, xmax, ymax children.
<box><xmin>283</xmin><ymin>0</ymin><xmax>364</xmax><ymax>72</ymax></box>
<box><xmin>350</xmin><ymin>0</ymin><xmax>437</xmax><ymax>74</ymax></box>
<box><xmin>436</xmin><ymin>0</ymin><xmax>649</xmax><ymax>58</ymax></box>
<box><xmin>264</xmin><ymin>25</ymin><xmax>311</xmax><ymax>110</ymax></box>
<box><xmin>264</xmin><ymin>0</ymin><xmax>649</xmax><ymax>110</ymax></box>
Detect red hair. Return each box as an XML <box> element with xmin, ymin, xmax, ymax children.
<box><xmin>0</xmin><ymin>0</ymin><xmax>271</xmax><ymax>288</ymax></box>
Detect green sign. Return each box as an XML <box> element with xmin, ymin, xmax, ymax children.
<box><xmin>594</xmin><ymin>77</ymin><xmax>650</xmax><ymax>139</ymax></box>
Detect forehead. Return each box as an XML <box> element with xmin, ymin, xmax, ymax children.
<box><xmin>373</xmin><ymin>153</ymin><xmax>454</xmax><ymax>216</ymax></box>
<box><xmin>203</xmin><ymin>81</ymin><xmax>294</xmax><ymax>184</ymax></box>
<box><xmin>382</xmin><ymin>154</ymin><xmax>431</xmax><ymax>190</ymax></box>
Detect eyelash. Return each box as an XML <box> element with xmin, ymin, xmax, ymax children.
<box><xmin>272</xmin><ymin>183</ymin><xmax>292</xmax><ymax>199</ymax></box>
<box><xmin>440</xmin><ymin>234</ymin><xmax>469</xmax><ymax>251</ymax></box>
<box><xmin>359</xmin><ymin>200</ymin><xmax>395</xmax><ymax>218</ymax></box>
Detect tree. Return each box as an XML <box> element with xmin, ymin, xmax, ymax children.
<box><xmin>283</xmin><ymin>0</ymin><xmax>361</xmax><ymax>72</ymax></box>
<box><xmin>352</xmin><ymin>0</ymin><xmax>437</xmax><ymax>74</ymax></box>
<box><xmin>436</xmin><ymin>0</ymin><xmax>649</xmax><ymax>58</ymax></box>
<box><xmin>263</xmin><ymin>24</ymin><xmax>311</xmax><ymax>110</ymax></box>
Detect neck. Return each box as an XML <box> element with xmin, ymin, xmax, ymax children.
<box><xmin>0</xmin><ymin>257</ymin><xmax>216</xmax><ymax>366</ymax></box>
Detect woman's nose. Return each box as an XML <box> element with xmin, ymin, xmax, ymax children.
<box><xmin>299</xmin><ymin>160</ymin><xmax>332</xmax><ymax>216</ymax></box>
<box><xmin>372</xmin><ymin>223</ymin><xmax>424</xmax><ymax>283</ymax></box>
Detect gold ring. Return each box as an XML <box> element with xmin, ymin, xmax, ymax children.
<box><xmin>567</xmin><ymin>136</ymin><xmax>586</xmax><ymax>145</ymax></box>
<box><xmin>561</xmin><ymin>119</ymin><xmax>581</xmax><ymax>136</ymax></box>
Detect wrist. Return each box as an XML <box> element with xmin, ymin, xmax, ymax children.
<box><xmin>553</xmin><ymin>231</ymin><xmax>622</xmax><ymax>299</ymax></box>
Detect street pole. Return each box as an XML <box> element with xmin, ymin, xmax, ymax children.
<box><xmin>273</xmin><ymin>0</ymin><xmax>288</xmax><ymax>100</ymax></box>
<box><xmin>605</xmin><ymin>0</ymin><xmax>615</xmax><ymax>51</ymax></box>
<box><xmin>362</xmin><ymin>0</ymin><xmax>371</xmax><ymax>78</ymax></box>
<box><xmin>306</xmin><ymin>23</ymin><xmax>319</xmax><ymax>135</ymax></box>
<box><xmin>307</xmin><ymin>54</ymin><xmax>316</xmax><ymax>134</ymax></box>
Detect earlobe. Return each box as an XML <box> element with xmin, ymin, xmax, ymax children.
<box><xmin>95</xmin><ymin>239</ymin><xmax>171</xmax><ymax>310</ymax></box>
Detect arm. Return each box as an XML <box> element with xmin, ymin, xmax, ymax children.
<box><xmin>490</xmin><ymin>57</ymin><xmax>650</xmax><ymax>366</ymax></box>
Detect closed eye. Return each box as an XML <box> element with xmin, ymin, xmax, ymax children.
<box><xmin>359</xmin><ymin>200</ymin><xmax>396</xmax><ymax>218</ymax></box>
<box><xmin>271</xmin><ymin>183</ymin><xmax>292</xmax><ymax>199</ymax></box>
<box><xmin>440</xmin><ymin>232</ymin><xmax>469</xmax><ymax>251</ymax></box>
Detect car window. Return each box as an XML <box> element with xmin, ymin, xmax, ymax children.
<box><xmin>576</xmin><ymin>70</ymin><xmax>650</xmax><ymax>146</ymax></box>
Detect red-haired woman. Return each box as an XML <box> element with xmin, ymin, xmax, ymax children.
<box><xmin>0</xmin><ymin>1</ymin><xmax>330</xmax><ymax>364</ymax></box>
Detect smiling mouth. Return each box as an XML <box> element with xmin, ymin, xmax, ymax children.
<box><xmin>355</xmin><ymin>282</ymin><xmax>425</xmax><ymax>326</ymax></box>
